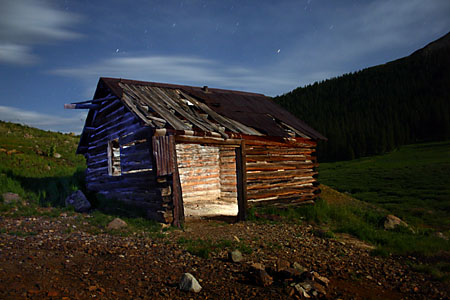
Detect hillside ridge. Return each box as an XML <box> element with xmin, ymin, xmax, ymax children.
<box><xmin>275</xmin><ymin>32</ymin><xmax>450</xmax><ymax>161</ymax></box>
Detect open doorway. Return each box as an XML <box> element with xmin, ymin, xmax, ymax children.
<box><xmin>176</xmin><ymin>143</ymin><xmax>238</xmax><ymax>218</ymax></box>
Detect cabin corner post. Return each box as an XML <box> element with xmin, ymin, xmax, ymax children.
<box><xmin>169</xmin><ymin>135</ymin><xmax>185</xmax><ymax>227</ymax></box>
<box><xmin>236</xmin><ymin>140</ymin><xmax>248</xmax><ymax>221</ymax></box>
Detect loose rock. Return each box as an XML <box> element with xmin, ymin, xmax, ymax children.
<box><xmin>254</xmin><ymin>269</ymin><xmax>273</xmax><ymax>287</ymax></box>
<box><xmin>107</xmin><ymin>218</ymin><xmax>127</xmax><ymax>230</ymax></box>
<box><xmin>383</xmin><ymin>214</ymin><xmax>409</xmax><ymax>230</ymax></box>
<box><xmin>276</xmin><ymin>258</ymin><xmax>291</xmax><ymax>272</ymax></box>
<box><xmin>293</xmin><ymin>262</ymin><xmax>308</xmax><ymax>274</ymax></box>
<box><xmin>2</xmin><ymin>192</ymin><xmax>22</xmax><ymax>204</ymax></box>
<box><xmin>229</xmin><ymin>249</ymin><xmax>243</xmax><ymax>262</ymax></box>
<box><xmin>65</xmin><ymin>190</ymin><xmax>90</xmax><ymax>212</ymax></box>
<box><xmin>179</xmin><ymin>273</ymin><xmax>202</xmax><ymax>293</ymax></box>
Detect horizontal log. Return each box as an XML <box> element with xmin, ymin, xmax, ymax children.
<box><xmin>244</xmin><ymin>139</ymin><xmax>314</xmax><ymax>148</ymax></box>
<box><xmin>175</xmin><ymin>135</ymin><xmax>241</xmax><ymax>146</ymax></box>
<box><xmin>86</xmin><ymin>170</ymin><xmax>155</xmax><ymax>183</ymax></box>
<box><xmin>97</xmin><ymin>99</ymin><xmax>121</xmax><ymax>116</ymax></box>
<box><xmin>247</xmin><ymin>186</ymin><xmax>318</xmax><ymax>200</ymax></box>
<box><xmin>246</xmin><ymin>149</ymin><xmax>314</xmax><ymax>155</ymax></box>
<box><xmin>179</xmin><ymin>175</ymin><xmax>220</xmax><ymax>185</ymax></box>
<box><xmin>121</xmin><ymin>161</ymin><xmax>153</xmax><ymax>173</ymax></box>
<box><xmin>88</xmin><ymin>158</ymin><xmax>108</xmax><ymax>169</ymax></box>
<box><xmin>248</xmin><ymin>191</ymin><xmax>316</xmax><ymax>203</ymax></box>
<box><xmin>247</xmin><ymin>169</ymin><xmax>317</xmax><ymax>180</ymax></box>
<box><xmin>120</xmin><ymin>150</ymin><xmax>152</xmax><ymax>163</ymax></box>
<box><xmin>94</xmin><ymin>105</ymin><xmax>127</xmax><ymax>128</ymax></box>
<box><xmin>99</xmin><ymin>192</ymin><xmax>164</xmax><ymax>208</ymax></box>
<box><xmin>246</xmin><ymin>163</ymin><xmax>318</xmax><ymax>171</ymax></box>
<box><xmin>246</xmin><ymin>155</ymin><xmax>313</xmax><ymax>162</ymax></box>
<box><xmin>247</xmin><ymin>178</ymin><xmax>316</xmax><ymax>191</ymax></box>
<box><xmin>119</xmin><ymin>126</ymin><xmax>151</xmax><ymax>146</ymax></box>
<box><xmin>88</xmin><ymin>123</ymin><xmax>143</xmax><ymax>151</ymax></box>
<box><xmin>92</xmin><ymin>111</ymin><xmax>136</xmax><ymax>138</ymax></box>
<box><xmin>87</xmin><ymin>179</ymin><xmax>159</xmax><ymax>192</ymax></box>
<box><xmin>248</xmin><ymin>198</ymin><xmax>315</xmax><ymax>208</ymax></box>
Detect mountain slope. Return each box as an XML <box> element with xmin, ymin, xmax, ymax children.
<box><xmin>275</xmin><ymin>32</ymin><xmax>450</xmax><ymax>161</ymax></box>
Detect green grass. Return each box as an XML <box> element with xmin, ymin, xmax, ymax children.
<box><xmin>319</xmin><ymin>141</ymin><xmax>450</xmax><ymax>231</ymax></box>
<box><xmin>84</xmin><ymin>210</ymin><xmax>161</xmax><ymax>236</ymax></box>
<box><xmin>250</xmin><ymin>197</ymin><xmax>450</xmax><ymax>280</ymax></box>
<box><xmin>0</xmin><ymin>121</ymin><xmax>86</xmax><ymax>207</ymax></box>
<box><xmin>176</xmin><ymin>237</ymin><xmax>253</xmax><ymax>259</ymax></box>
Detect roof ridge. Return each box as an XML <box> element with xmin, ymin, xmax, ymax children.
<box><xmin>100</xmin><ymin>77</ymin><xmax>266</xmax><ymax>97</ymax></box>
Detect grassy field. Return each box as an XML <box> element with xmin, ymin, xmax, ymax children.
<box><xmin>318</xmin><ymin>141</ymin><xmax>450</xmax><ymax>231</ymax></box>
<box><xmin>1</xmin><ymin>121</ymin><xmax>449</xmax><ymax>280</ymax></box>
<box><xmin>0</xmin><ymin>121</ymin><xmax>86</xmax><ymax>206</ymax></box>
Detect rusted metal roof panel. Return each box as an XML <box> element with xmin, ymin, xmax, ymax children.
<box><xmin>93</xmin><ymin>77</ymin><xmax>326</xmax><ymax>141</ymax></box>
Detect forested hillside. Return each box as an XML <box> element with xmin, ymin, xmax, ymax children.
<box><xmin>275</xmin><ymin>32</ymin><xmax>450</xmax><ymax>161</ymax></box>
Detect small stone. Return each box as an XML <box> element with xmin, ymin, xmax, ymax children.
<box><xmin>54</xmin><ymin>153</ymin><xmax>62</xmax><ymax>158</ymax></box>
<box><xmin>299</xmin><ymin>281</ymin><xmax>313</xmax><ymax>292</ymax></box>
<box><xmin>107</xmin><ymin>218</ymin><xmax>127</xmax><ymax>230</ymax></box>
<box><xmin>276</xmin><ymin>259</ymin><xmax>291</xmax><ymax>272</ymax></box>
<box><xmin>293</xmin><ymin>262</ymin><xmax>308</xmax><ymax>273</ymax></box>
<box><xmin>435</xmin><ymin>232</ymin><xmax>448</xmax><ymax>240</ymax></box>
<box><xmin>286</xmin><ymin>286</ymin><xmax>295</xmax><ymax>297</ymax></box>
<box><xmin>279</xmin><ymin>267</ymin><xmax>302</xmax><ymax>279</ymax></box>
<box><xmin>294</xmin><ymin>284</ymin><xmax>310</xmax><ymax>298</ymax></box>
<box><xmin>229</xmin><ymin>250</ymin><xmax>243</xmax><ymax>262</ymax></box>
<box><xmin>255</xmin><ymin>269</ymin><xmax>273</xmax><ymax>287</ymax></box>
<box><xmin>313</xmin><ymin>273</ymin><xmax>330</xmax><ymax>287</ymax></box>
<box><xmin>65</xmin><ymin>190</ymin><xmax>90</xmax><ymax>212</ymax></box>
<box><xmin>312</xmin><ymin>281</ymin><xmax>327</xmax><ymax>295</ymax></box>
<box><xmin>250</xmin><ymin>262</ymin><xmax>265</xmax><ymax>271</ymax></box>
<box><xmin>179</xmin><ymin>273</ymin><xmax>202</xmax><ymax>293</ymax></box>
<box><xmin>383</xmin><ymin>214</ymin><xmax>409</xmax><ymax>230</ymax></box>
<box><xmin>2</xmin><ymin>192</ymin><xmax>22</xmax><ymax>204</ymax></box>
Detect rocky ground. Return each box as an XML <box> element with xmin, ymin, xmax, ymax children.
<box><xmin>0</xmin><ymin>212</ymin><xmax>449</xmax><ymax>300</ymax></box>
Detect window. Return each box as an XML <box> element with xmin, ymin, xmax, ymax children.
<box><xmin>108</xmin><ymin>138</ymin><xmax>121</xmax><ymax>176</ymax></box>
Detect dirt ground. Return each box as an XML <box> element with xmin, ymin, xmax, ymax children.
<box><xmin>0</xmin><ymin>213</ymin><xmax>448</xmax><ymax>300</ymax></box>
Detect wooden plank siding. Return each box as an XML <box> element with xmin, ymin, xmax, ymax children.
<box><xmin>84</xmin><ymin>100</ymin><xmax>171</xmax><ymax>222</ymax></box>
<box><xmin>245</xmin><ymin>141</ymin><xmax>319</xmax><ymax>206</ymax></box>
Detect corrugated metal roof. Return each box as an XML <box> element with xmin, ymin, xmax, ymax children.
<box><xmin>97</xmin><ymin>77</ymin><xmax>326</xmax><ymax>140</ymax></box>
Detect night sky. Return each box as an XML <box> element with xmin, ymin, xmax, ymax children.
<box><xmin>1</xmin><ymin>0</ymin><xmax>449</xmax><ymax>133</ymax></box>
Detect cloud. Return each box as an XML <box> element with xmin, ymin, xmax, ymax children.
<box><xmin>0</xmin><ymin>0</ymin><xmax>81</xmax><ymax>65</ymax></box>
<box><xmin>0</xmin><ymin>105</ymin><xmax>87</xmax><ymax>133</ymax></box>
<box><xmin>51</xmin><ymin>55</ymin><xmax>298</xmax><ymax>96</ymax></box>
<box><xmin>0</xmin><ymin>43</ymin><xmax>36</xmax><ymax>65</ymax></box>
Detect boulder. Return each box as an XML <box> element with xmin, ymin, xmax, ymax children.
<box><xmin>249</xmin><ymin>262</ymin><xmax>273</xmax><ymax>287</ymax></box>
<box><xmin>383</xmin><ymin>214</ymin><xmax>409</xmax><ymax>230</ymax></box>
<box><xmin>229</xmin><ymin>249</ymin><xmax>243</xmax><ymax>262</ymax></box>
<box><xmin>179</xmin><ymin>273</ymin><xmax>202</xmax><ymax>293</ymax></box>
<box><xmin>2</xmin><ymin>192</ymin><xmax>22</xmax><ymax>204</ymax></box>
<box><xmin>65</xmin><ymin>190</ymin><xmax>90</xmax><ymax>212</ymax></box>
<box><xmin>107</xmin><ymin>218</ymin><xmax>128</xmax><ymax>230</ymax></box>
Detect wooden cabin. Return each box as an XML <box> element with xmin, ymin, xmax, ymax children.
<box><xmin>67</xmin><ymin>77</ymin><xmax>326</xmax><ymax>226</ymax></box>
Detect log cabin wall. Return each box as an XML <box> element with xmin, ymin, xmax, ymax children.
<box><xmin>176</xmin><ymin>143</ymin><xmax>239</xmax><ymax>217</ymax></box>
<box><xmin>176</xmin><ymin>143</ymin><xmax>220</xmax><ymax>215</ymax></box>
<box><xmin>245</xmin><ymin>141</ymin><xmax>319</xmax><ymax>207</ymax></box>
<box><xmin>84</xmin><ymin>99</ymin><xmax>170</xmax><ymax>222</ymax></box>
<box><xmin>219</xmin><ymin>146</ymin><xmax>237</xmax><ymax>202</ymax></box>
